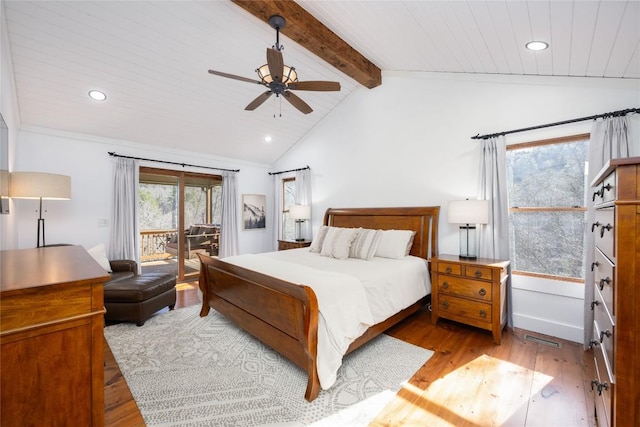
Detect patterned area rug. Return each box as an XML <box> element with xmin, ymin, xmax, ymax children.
<box><xmin>104</xmin><ymin>306</ymin><xmax>433</xmax><ymax>426</ymax></box>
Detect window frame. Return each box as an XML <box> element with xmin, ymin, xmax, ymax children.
<box><xmin>506</xmin><ymin>133</ymin><xmax>590</xmax><ymax>283</ymax></box>
<box><xmin>281</xmin><ymin>177</ymin><xmax>296</xmax><ymax>241</ymax></box>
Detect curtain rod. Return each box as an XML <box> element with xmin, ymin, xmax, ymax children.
<box><xmin>471</xmin><ymin>107</ymin><xmax>640</xmax><ymax>140</ymax></box>
<box><xmin>268</xmin><ymin>165</ymin><xmax>310</xmax><ymax>175</ymax></box>
<box><xmin>108</xmin><ymin>152</ymin><xmax>239</xmax><ymax>172</ymax></box>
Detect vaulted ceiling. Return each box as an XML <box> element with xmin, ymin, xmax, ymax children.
<box><xmin>4</xmin><ymin>1</ymin><xmax>638</xmax><ymax>165</ymax></box>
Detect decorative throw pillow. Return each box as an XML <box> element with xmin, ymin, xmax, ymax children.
<box><xmin>320</xmin><ymin>227</ymin><xmax>358</xmax><ymax>260</ymax></box>
<box><xmin>87</xmin><ymin>243</ymin><xmax>112</xmax><ymax>272</ymax></box>
<box><xmin>374</xmin><ymin>230</ymin><xmax>416</xmax><ymax>259</ymax></box>
<box><xmin>309</xmin><ymin>225</ymin><xmax>330</xmax><ymax>253</ymax></box>
<box><xmin>349</xmin><ymin>228</ymin><xmax>382</xmax><ymax>260</ymax></box>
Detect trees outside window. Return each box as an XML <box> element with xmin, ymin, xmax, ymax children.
<box><xmin>506</xmin><ymin>134</ymin><xmax>589</xmax><ymax>281</ymax></box>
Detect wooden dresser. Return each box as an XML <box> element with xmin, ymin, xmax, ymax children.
<box><xmin>430</xmin><ymin>254</ymin><xmax>510</xmax><ymax>344</ymax></box>
<box><xmin>278</xmin><ymin>239</ymin><xmax>312</xmax><ymax>250</ymax></box>
<box><xmin>588</xmin><ymin>157</ymin><xmax>639</xmax><ymax>427</ymax></box>
<box><xmin>0</xmin><ymin>245</ymin><xmax>110</xmax><ymax>427</ymax></box>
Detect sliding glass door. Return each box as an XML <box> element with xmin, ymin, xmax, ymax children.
<box><xmin>139</xmin><ymin>167</ymin><xmax>222</xmax><ymax>282</ymax></box>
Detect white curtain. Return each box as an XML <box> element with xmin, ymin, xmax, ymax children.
<box><xmin>109</xmin><ymin>157</ymin><xmax>140</xmax><ymax>269</ymax></box>
<box><xmin>477</xmin><ymin>136</ymin><xmax>513</xmax><ymax>327</ymax></box>
<box><xmin>583</xmin><ymin>115</ymin><xmax>635</xmax><ymax>348</ymax></box>
<box><xmin>219</xmin><ymin>171</ymin><xmax>239</xmax><ymax>258</ymax></box>
<box><xmin>271</xmin><ymin>174</ymin><xmax>283</xmax><ymax>251</ymax></box>
<box><xmin>295</xmin><ymin>168</ymin><xmax>312</xmax><ymax>240</ymax></box>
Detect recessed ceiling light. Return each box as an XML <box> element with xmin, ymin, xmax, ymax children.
<box><xmin>88</xmin><ymin>90</ymin><xmax>107</xmax><ymax>101</ymax></box>
<box><xmin>525</xmin><ymin>41</ymin><xmax>549</xmax><ymax>51</ymax></box>
<box><xmin>264</xmin><ymin>136</ymin><xmax>272</xmax><ymax>143</ymax></box>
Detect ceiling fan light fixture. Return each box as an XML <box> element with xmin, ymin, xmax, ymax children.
<box><xmin>256</xmin><ymin>64</ymin><xmax>298</xmax><ymax>85</ymax></box>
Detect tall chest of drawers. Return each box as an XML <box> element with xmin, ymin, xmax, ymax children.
<box><xmin>589</xmin><ymin>157</ymin><xmax>639</xmax><ymax>427</ymax></box>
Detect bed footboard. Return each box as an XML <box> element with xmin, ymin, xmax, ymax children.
<box><xmin>197</xmin><ymin>253</ymin><xmax>321</xmax><ymax>401</ymax></box>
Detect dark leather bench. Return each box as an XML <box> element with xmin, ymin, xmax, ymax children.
<box><xmin>104</xmin><ymin>260</ymin><xmax>176</xmax><ymax>326</ymax></box>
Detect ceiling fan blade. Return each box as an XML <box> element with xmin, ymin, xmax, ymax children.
<box><xmin>287</xmin><ymin>81</ymin><xmax>341</xmax><ymax>92</ymax></box>
<box><xmin>208</xmin><ymin>69</ymin><xmax>262</xmax><ymax>85</ymax></box>
<box><xmin>283</xmin><ymin>91</ymin><xmax>313</xmax><ymax>114</ymax></box>
<box><xmin>266</xmin><ymin>48</ymin><xmax>284</xmax><ymax>83</ymax></box>
<box><xmin>245</xmin><ymin>91</ymin><xmax>273</xmax><ymax>111</ymax></box>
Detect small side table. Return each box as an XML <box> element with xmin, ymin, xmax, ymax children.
<box><xmin>430</xmin><ymin>254</ymin><xmax>510</xmax><ymax>344</ymax></box>
<box><xmin>278</xmin><ymin>240</ymin><xmax>312</xmax><ymax>251</ymax></box>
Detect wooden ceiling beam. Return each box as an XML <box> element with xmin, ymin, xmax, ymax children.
<box><xmin>231</xmin><ymin>0</ymin><xmax>382</xmax><ymax>89</ymax></box>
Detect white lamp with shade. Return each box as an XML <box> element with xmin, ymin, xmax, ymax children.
<box><xmin>289</xmin><ymin>204</ymin><xmax>311</xmax><ymax>242</ymax></box>
<box><xmin>448</xmin><ymin>199</ymin><xmax>489</xmax><ymax>259</ymax></box>
<box><xmin>10</xmin><ymin>171</ymin><xmax>72</xmax><ymax>248</ymax></box>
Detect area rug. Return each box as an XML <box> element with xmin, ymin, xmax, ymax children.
<box><xmin>104</xmin><ymin>306</ymin><xmax>433</xmax><ymax>426</ymax></box>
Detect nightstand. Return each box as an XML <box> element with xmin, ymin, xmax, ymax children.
<box><xmin>430</xmin><ymin>254</ymin><xmax>510</xmax><ymax>344</ymax></box>
<box><xmin>278</xmin><ymin>240</ymin><xmax>312</xmax><ymax>251</ymax></box>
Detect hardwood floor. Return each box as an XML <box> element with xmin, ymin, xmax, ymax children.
<box><xmin>104</xmin><ymin>283</ymin><xmax>595</xmax><ymax>426</ymax></box>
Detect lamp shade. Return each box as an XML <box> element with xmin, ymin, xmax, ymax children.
<box><xmin>448</xmin><ymin>200</ymin><xmax>489</xmax><ymax>224</ymax></box>
<box><xmin>10</xmin><ymin>172</ymin><xmax>71</xmax><ymax>200</ymax></box>
<box><xmin>289</xmin><ymin>204</ymin><xmax>311</xmax><ymax>220</ymax></box>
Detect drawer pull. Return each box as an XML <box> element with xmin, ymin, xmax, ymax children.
<box><xmin>603</xmin><ymin>183</ymin><xmax>612</xmax><ymax>193</ymax></box>
<box><xmin>474</xmin><ymin>270</ymin><xmax>482</xmax><ymax>278</ymax></box>
<box><xmin>591</xmin><ymin>221</ymin><xmax>601</xmax><ymax>232</ymax></box>
<box><xmin>600</xmin><ymin>223</ymin><xmax>612</xmax><ymax>238</ymax></box>
<box><xmin>592</xmin><ymin>189</ymin><xmax>601</xmax><ymax>201</ymax></box>
<box><xmin>590</xmin><ymin>300</ymin><xmax>600</xmax><ymax>310</ymax></box>
<box><xmin>599</xmin><ymin>277</ymin><xmax>611</xmax><ymax>291</ymax></box>
<box><xmin>591</xmin><ymin>261</ymin><xmax>599</xmax><ymax>271</ymax></box>
<box><xmin>442</xmin><ymin>281</ymin><xmax>449</xmax><ymax>289</ymax></box>
<box><xmin>590</xmin><ymin>379</ymin><xmax>609</xmax><ymax>396</ymax></box>
<box><xmin>478</xmin><ymin>288</ymin><xmax>487</xmax><ymax>297</ymax></box>
<box><xmin>445</xmin><ymin>267</ymin><xmax>452</xmax><ymax>274</ymax></box>
<box><xmin>599</xmin><ymin>329</ymin><xmax>612</xmax><ymax>343</ymax></box>
<box><xmin>588</xmin><ymin>340</ymin><xmax>599</xmax><ymax>349</ymax></box>
<box><xmin>442</xmin><ymin>301</ymin><xmax>449</xmax><ymax>309</ymax></box>
<box><xmin>479</xmin><ymin>309</ymin><xmax>487</xmax><ymax>318</ymax></box>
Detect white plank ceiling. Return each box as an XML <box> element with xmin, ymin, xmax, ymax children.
<box><xmin>4</xmin><ymin>1</ymin><xmax>639</xmax><ymax>165</ymax></box>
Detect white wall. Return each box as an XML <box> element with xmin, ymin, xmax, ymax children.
<box><xmin>273</xmin><ymin>70</ymin><xmax>640</xmax><ymax>343</ymax></box>
<box><xmin>11</xmin><ymin>128</ymin><xmax>273</xmax><ymax>254</ymax></box>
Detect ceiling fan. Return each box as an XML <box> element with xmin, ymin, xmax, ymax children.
<box><xmin>208</xmin><ymin>15</ymin><xmax>340</xmax><ymax>115</ymax></box>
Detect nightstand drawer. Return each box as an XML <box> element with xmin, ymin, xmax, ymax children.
<box><xmin>436</xmin><ymin>262</ymin><xmax>462</xmax><ymax>276</ymax></box>
<box><xmin>464</xmin><ymin>265</ymin><xmax>493</xmax><ymax>281</ymax></box>
<box><xmin>438</xmin><ymin>295</ymin><xmax>492</xmax><ymax>324</ymax></box>
<box><xmin>437</xmin><ymin>276</ymin><xmax>492</xmax><ymax>302</ymax></box>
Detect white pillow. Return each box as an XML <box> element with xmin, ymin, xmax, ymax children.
<box><xmin>320</xmin><ymin>227</ymin><xmax>358</xmax><ymax>260</ymax></box>
<box><xmin>374</xmin><ymin>230</ymin><xmax>416</xmax><ymax>259</ymax></box>
<box><xmin>309</xmin><ymin>225</ymin><xmax>330</xmax><ymax>253</ymax></box>
<box><xmin>87</xmin><ymin>243</ymin><xmax>112</xmax><ymax>272</ymax></box>
<box><xmin>349</xmin><ymin>228</ymin><xmax>382</xmax><ymax>260</ymax></box>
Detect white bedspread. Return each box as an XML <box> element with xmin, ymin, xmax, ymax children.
<box><xmin>220</xmin><ymin>249</ymin><xmax>430</xmax><ymax>389</ymax></box>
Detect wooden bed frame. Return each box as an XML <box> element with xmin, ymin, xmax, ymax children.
<box><xmin>197</xmin><ymin>206</ymin><xmax>440</xmax><ymax>401</ymax></box>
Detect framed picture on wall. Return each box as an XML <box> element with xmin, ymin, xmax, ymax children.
<box><xmin>242</xmin><ymin>194</ymin><xmax>266</xmax><ymax>230</ymax></box>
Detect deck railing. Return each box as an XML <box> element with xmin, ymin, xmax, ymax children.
<box><xmin>140</xmin><ymin>229</ymin><xmax>176</xmax><ymax>261</ymax></box>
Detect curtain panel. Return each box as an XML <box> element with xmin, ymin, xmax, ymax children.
<box><xmin>271</xmin><ymin>174</ymin><xmax>283</xmax><ymax>252</ymax></box>
<box><xmin>109</xmin><ymin>157</ymin><xmax>140</xmax><ymax>269</ymax></box>
<box><xmin>477</xmin><ymin>136</ymin><xmax>513</xmax><ymax>327</ymax></box>
<box><xmin>219</xmin><ymin>171</ymin><xmax>239</xmax><ymax>258</ymax></box>
<box><xmin>295</xmin><ymin>168</ymin><xmax>312</xmax><ymax>241</ymax></box>
<box><xmin>582</xmin><ymin>115</ymin><xmax>635</xmax><ymax>348</ymax></box>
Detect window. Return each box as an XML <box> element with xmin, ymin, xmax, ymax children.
<box><xmin>282</xmin><ymin>178</ymin><xmax>296</xmax><ymax>240</ymax></box>
<box><xmin>506</xmin><ymin>134</ymin><xmax>589</xmax><ymax>281</ymax></box>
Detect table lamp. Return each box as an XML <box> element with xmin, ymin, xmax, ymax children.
<box><xmin>289</xmin><ymin>204</ymin><xmax>311</xmax><ymax>242</ymax></box>
<box><xmin>448</xmin><ymin>199</ymin><xmax>489</xmax><ymax>259</ymax></box>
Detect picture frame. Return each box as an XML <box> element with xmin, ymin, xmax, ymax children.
<box><xmin>242</xmin><ymin>194</ymin><xmax>266</xmax><ymax>230</ymax></box>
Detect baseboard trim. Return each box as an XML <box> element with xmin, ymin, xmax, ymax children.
<box><xmin>513</xmin><ymin>313</ymin><xmax>583</xmax><ymax>344</ymax></box>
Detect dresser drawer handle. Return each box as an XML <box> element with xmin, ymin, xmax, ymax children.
<box><xmin>600</xmin><ymin>223</ymin><xmax>612</xmax><ymax>238</ymax></box>
<box><xmin>590</xmin><ymin>261</ymin><xmax>599</xmax><ymax>272</ymax></box>
<box><xmin>598</xmin><ymin>277</ymin><xmax>611</xmax><ymax>291</ymax></box>
<box><xmin>592</xmin><ymin>189</ymin><xmax>602</xmax><ymax>201</ymax></box>
<box><xmin>445</xmin><ymin>267</ymin><xmax>452</xmax><ymax>274</ymax></box>
<box><xmin>588</xmin><ymin>340</ymin><xmax>599</xmax><ymax>349</ymax></box>
<box><xmin>599</xmin><ymin>329</ymin><xmax>612</xmax><ymax>343</ymax></box>
<box><xmin>479</xmin><ymin>309</ymin><xmax>487</xmax><ymax>318</ymax></box>
<box><xmin>442</xmin><ymin>301</ymin><xmax>449</xmax><ymax>309</ymax></box>
<box><xmin>478</xmin><ymin>288</ymin><xmax>486</xmax><ymax>297</ymax></box>
<box><xmin>591</xmin><ymin>221</ymin><xmax>601</xmax><ymax>232</ymax></box>
<box><xmin>442</xmin><ymin>281</ymin><xmax>449</xmax><ymax>289</ymax></box>
<box><xmin>590</xmin><ymin>300</ymin><xmax>599</xmax><ymax>310</ymax></box>
<box><xmin>474</xmin><ymin>270</ymin><xmax>482</xmax><ymax>278</ymax></box>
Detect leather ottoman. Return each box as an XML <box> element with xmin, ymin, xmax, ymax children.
<box><xmin>104</xmin><ymin>273</ymin><xmax>177</xmax><ymax>326</ymax></box>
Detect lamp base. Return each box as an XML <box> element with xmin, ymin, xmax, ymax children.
<box><xmin>458</xmin><ymin>225</ymin><xmax>477</xmax><ymax>259</ymax></box>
